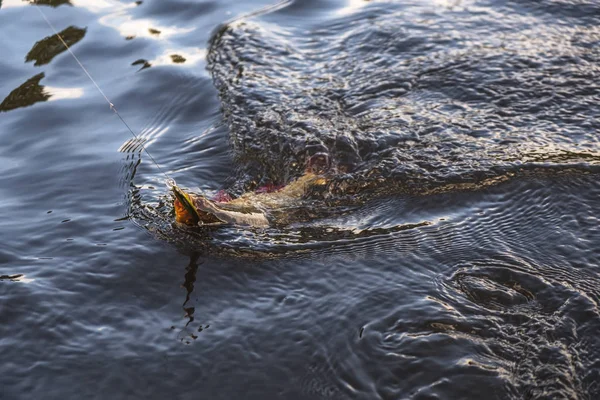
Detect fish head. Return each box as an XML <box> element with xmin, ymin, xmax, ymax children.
<box><xmin>172</xmin><ymin>186</ymin><xmax>223</xmax><ymax>226</ymax></box>
<box><xmin>172</xmin><ymin>186</ymin><xmax>200</xmax><ymax>225</ymax></box>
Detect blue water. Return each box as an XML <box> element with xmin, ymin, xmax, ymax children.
<box><xmin>1</xmin><ymin>1</ymin><xmax>599</xmax><ymax>399</ymax></box>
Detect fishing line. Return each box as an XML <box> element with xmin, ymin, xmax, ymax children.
<box><xmin>33</xmin><ymin>0</ymin><xmax>298</xmax><ymax>187</ymax></box>
<box><xmin>33</xmin><ymin>4</ymin><xmax>175</xmax><ymax>186</ymax></box>
<box><xmin>224</xmin><ymin>0</ymin><xmax>293</xmax><ymax>25</ymax></box>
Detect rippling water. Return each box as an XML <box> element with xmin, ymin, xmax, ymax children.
<box><xmin>1</xmin><ymin>0</ymin><xmax>599</xmax><ymax>399</ymax></box>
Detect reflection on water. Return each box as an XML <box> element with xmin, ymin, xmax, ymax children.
<box><xmin>0</xmin><ymin>274</ymin><xmax>34</xmax><ymax>283</ymax></box>
<box><xmin>26</xmin><ymin>26</ymin><xmax>86</xmax><ymax>66</ymax></box>
<box><xmin>170</xmin><ymin>54</ymin><xmax>185</xmax><ymax>64</ymax></box>
<box><xmin>1</xmin><ymin>0</ymin><xmax>600</xmax><ymax>399</ymax></box>
<box><xmin>131</xmin><ymin>58</ymin><xmax>151</xmax><ymax>71</ymax></box>
<box><xmin>1</xmin><ymin>22</ymin><xmax>87</xmax><ymax>111</ymax></box>
<box><xmin>45</xmin><ymin>85</ymin><xmax>84</xmax><ymax>101</ymax></box>
<box><xmin>0</xmin><ymin>72</ymin><xmax>50</xmax><ymax>112</ymax></box>
<box><xmin>27</xmin><ymin>0</ymin><xmax>72</xmax><ymax>7</ymax></box>
<box><xmin>98</xmin><ymin>10</ymin><xmax>195</xmax><ymax>40</ymax></box>
<box><xmin>0</xmin><ymin>274</ymin><xmax>24</xmax><ymax>281</ymax></box>
<box><xmin>149</xmin><ymin>48</ymin><xmax>206</xmax><ymax>67</ymax></box>
<box><xmin>3</xmin><ymin>0</ymin><xmax>74</xmax><ymax>8</ymax></box>
<box><xmin>336</xmin><ymin>0</ymin><xmax>369</xmax><ymax>16</ymax></box>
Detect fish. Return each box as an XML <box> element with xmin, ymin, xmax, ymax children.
<box><xmin>173</xmin><ymin>172</ymin><xmax>329</xmax><ymax>228</ymax></box>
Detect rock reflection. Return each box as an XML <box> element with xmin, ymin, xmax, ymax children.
<box><xmin>0</xmin><ymin>274</ymin><xmax>24</xmax><ymax>281</ymax></box>
<box><xmin>149</xmin><ymin>48</ymin><xmax>205</xmax><ymax>68</ymax></box>
<box><xmin>24</xmin><ymin>0</ymin><xmax>72</xmax><ymax>7</ymax></box>
<box><xmin>0</xmin><ymin>73</ymin><xmax>50</xmax><ymax>112</ymax></box>
<box><xmin>26</xmin><ymin>26</ymin><xmax>86</xmax><ymax>66</ymax></box>
<box><xmin>131</xmin><ymin>58</ymin><xmax>151</xmax><ymax>71</ymax></box>
<box><xmin>170</xmin><ymin>54</ymin><xmax>186</xmax><ymax>64</ymax></box>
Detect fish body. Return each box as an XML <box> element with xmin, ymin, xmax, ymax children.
<box><xmin>173</xmin><ymin>173</ymin><xmax>327</xmax><ymax>228</ymax></box>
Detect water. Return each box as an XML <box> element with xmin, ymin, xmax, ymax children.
<box><xmin>1</xmin><ymin>0</ymin><xmax>599</xmax><ymax>399</ymax></box>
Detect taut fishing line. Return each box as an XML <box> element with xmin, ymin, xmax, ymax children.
<box><xmin>32</xmin><ymin>0</ymin><xmax>298</xmax><ymax>190</ymax></box>
<box><xmin>33</xmin><ymin>3</ymin><xmax>175</xmax><ymax>186</ymax></box>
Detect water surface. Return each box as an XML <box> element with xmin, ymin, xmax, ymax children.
<box><xmin>1</xmin><ymin>0</ymin><xmax>599</xmax><ymax>399</ymax></box>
